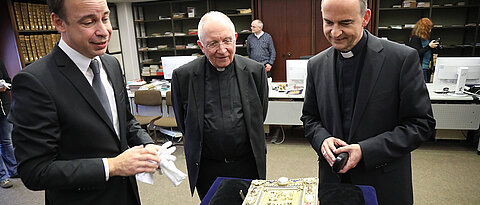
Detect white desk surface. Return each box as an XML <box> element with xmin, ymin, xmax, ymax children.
<box><xmin>268</xmin><ymin>83</ymin><xmax>476</xmax><ymax>101</ymax></box>
<box><xmin>426</xmin><ymin>83</ymin><xmax>476</xmax><ymax>101</ymax></box>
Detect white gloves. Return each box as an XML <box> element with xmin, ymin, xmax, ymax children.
<box><xmin>136</xmin><ymin>141</ymin><xmax>187</xmax><ymax>186</ymax></box>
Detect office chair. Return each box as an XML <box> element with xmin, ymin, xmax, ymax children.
<box><xmin>133</xmin><ymin>90</ymin><xmax>163</xmax><ymax>143</ymax></box>
<box><xmin>152</xmin><ymin>91</ymin><xmax>181</xmax><ymax>144</ymax></box>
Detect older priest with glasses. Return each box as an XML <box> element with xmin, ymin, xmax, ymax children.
<box><xmin>170</xmin><ymin>11</ymin><xmax>269</xmax><ymax>200</ymax></box>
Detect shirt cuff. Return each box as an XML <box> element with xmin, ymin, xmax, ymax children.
<box><xmin>102</xmin><ymin>158</ymin><xmax>110</xmax><ymax>181</ymax></box>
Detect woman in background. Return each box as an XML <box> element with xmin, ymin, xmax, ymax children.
<box><xmin>408</xmin><ymin>18</ymin><xmax>439</xmax><ymax>83</ymax></box>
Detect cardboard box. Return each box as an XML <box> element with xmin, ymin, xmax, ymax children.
<box><xmin>402</xmin><ymin>1</ymin><xmax>417</xmax><ymax>8</ymax></box>
<box><xmin>417</xmin><ymin>2</ymin><xmax>430</xmax><ymax>7</ymax></box>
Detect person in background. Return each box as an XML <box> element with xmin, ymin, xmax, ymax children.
<box><xmin>9</xmin><ymin>0</ymin><xmax>161</xmax><ymax>204</ymax></box>
<box><xmin>247</xmin><ymin>19</ymin><xmax>279</xmax><ymax>143</ymax></box>
<box><xmin>0</xmin><ymin>59</ymin><xmax>17</xmax><ymax>189</ymax></box>
<box><xmin>301</xmin><ymin>0</ymin><xmax>436</xmax><ymax>204</ymax></box>
<box><xmin>247</xmin><ymin>19</ymin><xmax>276</xmax><ymax>77</ymax></box>
<box><xmin>171</xmin><ymin>11</ymin><xmax>268</xmax><ymax>200</ymax></box>
<box><xmin>408</xmin><ymin>18</ymin><xmax>439</xmax><ymax>83</ymax></box>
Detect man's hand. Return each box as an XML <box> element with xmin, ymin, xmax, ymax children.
<box><xmin>144</xmin><ymin>144</ymin><xmax>161</xmax><ymax>154</ymax></box>
<box><xmin>321</xmin><ymin>137</ymin><xmax>348</xmax><ymax>166</ymax></box>
<box><xmin>335</xmin><ymin>144</ymin><xmax>362</xmax><ymax>174</ymax></box>
<box><xmin>0</xmin><ymin>86</ymin><xmax>7</xmax><ymax>92</ymax></box>
<box><xmin>107</xmin><ymin>145</ymin><xmax>160</xmax><ymax>177</ymax></box>
<box><xmin>265</xmin><ymin>64</ymin><xmax>272</xmax><ymax>72</ymax></box>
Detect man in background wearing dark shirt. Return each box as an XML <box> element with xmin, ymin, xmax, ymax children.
<box><xmin>171</xmin><ymin>11</ymin><xmax>268</xmax><ymax>200</ymax></box>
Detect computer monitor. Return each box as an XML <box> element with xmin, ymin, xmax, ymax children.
<box><xmin>286</xmin><ymin>59</ymin><xmax>308</xmax><ymax>90</ymax></box>
<box><xmin>432</xmin><ymin>57</ymin><xmax>480</xmax><ymax>94</ymax></box>
<box><xmin>161</xmin><ymin>56</ymin><xmax>198</xmax><ymax>80</ymax></box>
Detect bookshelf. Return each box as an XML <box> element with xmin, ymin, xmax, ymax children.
<box><xmin>7</xmin><ymin>0</ymin><xmax>125</xmax><ymax>73</ymax></box>
<box><xmin>10</xmin><ymin>0</ymin><xmax>60</xmax><ymax>67</ymax></box>
<box><xmin>132</xmin><ymin>0</ymin><xmax>253</xmax><ymax>81</ymax></box>
<box><xmin>106</xmin><ymin>4</ymin><xmax>125</xmax><ymax>76</ymax></box>
<box><xmin>376</xmin><ymin>0</ymin><xmax>480</xmax><ymax>57</ymax></box>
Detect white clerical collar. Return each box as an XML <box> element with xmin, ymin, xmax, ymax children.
<box><xmin>216</xmin><ymin>67</ymin><xmax>225</xmax><ymax>71</ymax></box>
<box><xmin>255</xmin><ymin>31</ymin><xmax>264</xmax><ymax>39</ymax></box>
<box><xmin>58</xmin><ymin>38</ymin><xmax>100</xmax><ymax>73</ymax></box>
<box><xmin>340</xmin><ymin>51</ymin><xmax>354</xmax><ymax>58</ymax></box>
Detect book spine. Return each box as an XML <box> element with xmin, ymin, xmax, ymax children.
<box><xmin>43</xmin><ymin>34</ymin><xmax>51</xmax><ymax>54</ymax></box>
<box><xmin>38</xmin><ymin>4</ymin><xmax>46</xmax><ymax>30</ymax></box>
<box><xmin>44</xmin><ymin>5</ymin><xmax>53</xmax><ymax>30</ymax></box>
<box><xmin>27</xmin><ymin>3</ymin><xmax>36</xmax><ymax>30</ymax></box>
<box><xmin>33</xmin><ymin>4</ymin><xmax>39</xmax><ymax>30</ymax></box>
<box><xmin>25</xmin><ymin>35</ymin><xmax>33</xmax><ymax>62</ymax></box>
<box><xmin>13</xmin><ymin>2</ymin><xmax>24</xmax><ymax>31</ymax></box>
<box><xmin>21</xmin><ymin>3</ymin><xmax>30</xmax><ymax>30</ymax></box>
<box><xmin>30</xmin><ymin>35</ymin><xmax>38</xmax><ymax>61</ymax></box>
<box><xmin>38</xmin><ymin>35</ymin><xmax>45</xmax><ymax>59</ymax></box>
<box><xmin>19</xmin><ymin>35</ymin><xmax>29</xmax><ymax>63</ymax></box>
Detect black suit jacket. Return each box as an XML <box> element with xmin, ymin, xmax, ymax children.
<box><xmin>171</xmin><ymin>55</ymin><xmax>268</xmax><ymax>194</ymax></box>
<box><xmin>9</xmin><ymin>45</ymin><xmax>153</xmax><ymax>205</ymax></box>
<box><xmin>301</xmin><ymin>31</ymin><xmax>436</xmax><ymax>205</ymax></box>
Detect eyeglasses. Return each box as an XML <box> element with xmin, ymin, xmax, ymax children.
<box><xmin>205</xmin><ymin>39</ymin><xmax>234</xmax><ymax>49</ymax></box>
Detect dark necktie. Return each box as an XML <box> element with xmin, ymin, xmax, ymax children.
<box><xmin>90</xmin><ymin>59</ymin><xmax>113</xmax><ymax>123</ymax></box>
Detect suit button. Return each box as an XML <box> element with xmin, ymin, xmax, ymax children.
<box><xmin>195</xmin><ymin>162</ymin><xmax>199</xmax><ymax>166</ymax></box>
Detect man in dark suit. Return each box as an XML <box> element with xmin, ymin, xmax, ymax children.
<box><xmin>8</xmin><ymin>0</ymin><xmax>161</xmax><ymax>204</ymax></box>
<box><xmin>171</xmin><ymin>11</ymin><xmax>268</xmax><ymax>199</ymax></box>
<box><xmin>301</xmin><ymin>0</ymin><xmax>436</xmax><ymax>204</ymax></box>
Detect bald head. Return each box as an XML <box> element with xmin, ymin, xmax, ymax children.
<box><xmin>251</xmin><ymin>19</ymin><xmax>264</xmax><ymax>35</ymax></box>
<box><xmin>322</xmin><ymin>0</ymin><xmax>368</xmax><ymax>16</ymax></box>
<box><xmin>197</xmin><ymin>11</ymin><xmax>236</xmax><ymax>45</ymax></box>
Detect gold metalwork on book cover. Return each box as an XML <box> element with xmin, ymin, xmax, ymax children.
<box><xmin>242</xmin><ymin>177</ymin><xmax>318</xmax><ymax>205</ymax></box>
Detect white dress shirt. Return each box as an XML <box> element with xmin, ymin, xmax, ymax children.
<box><xmin>59</xmin><ymin>38</ymin><xmax>120</xmax><ymax>181</ymax></box>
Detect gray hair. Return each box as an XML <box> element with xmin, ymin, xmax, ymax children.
<box><xmin>359</xmin><ymin>0</ymin><xmax>368</xmax><ymax>16</ymax></box>
<box><xmin>253</xmin><ymin>19</ymin><xmax>263</xmax><ymax>29</ymax></box>
<box><xmin>197</xmin><ymin>11</ymin><xmax>236</xmax><ymax>45</ymax></box>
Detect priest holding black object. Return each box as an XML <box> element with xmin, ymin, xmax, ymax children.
<box><xmin>301</xmin><ymin>0</ymin><xmax>436</xmax><ymax>204</ymax></box>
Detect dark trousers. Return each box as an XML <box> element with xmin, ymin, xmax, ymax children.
<box><xmin>196</xmin><ymin>155</ymin><xmax>258</xmax><ymax>200</ymax></box>
<box><xmin>423</xmin><ymin>69</ymin><xmax>431</xmax><ymax>83</ymax></box>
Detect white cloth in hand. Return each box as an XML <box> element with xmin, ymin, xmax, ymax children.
<box><xmin>135</xmin><ymin>141</ymin><xmax>187</xmax><ymax>186</ymax></box>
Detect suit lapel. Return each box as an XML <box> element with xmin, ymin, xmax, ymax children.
<box><xmin>54</xmin><ymin>47</ymin><xmax>117</xmax><ymax>140</ymax></box>
<box><xmin>234</xmin><ymin>56</ymin><xmax>252</xmax><ymax>133</ymax></box>
<box><xmin>349</xmin><ymin>32</ymin><xmax>385</xmax><ymax>141</ymax></box>
<box><xmin>324</xmin><ymin>48</ymin><xmax>344</xmax><ymax>138</ymax></box>
<box><xmin>193</xmin><ymin>57</ymin><xmax>205</xmax><ymax>138</ymax></box>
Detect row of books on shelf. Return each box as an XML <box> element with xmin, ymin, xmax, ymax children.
<box><xmin>19</xmin><ymin>34</ymin><xmax>60</xmax><ymax>63</ymax></box>
<box><xmin>138</xmin><ymin>43</ymin><xmax>200</xmax><ymax>51</ymax></box>
<box><xmin>13</xmin><ymin>2</ymin><xmax>55</xmax><ymax>31</ymax></box>
<box><xmin>379</xmin><ymin>23</ymin><xmax>479</xmax><ymax>30</ymax></box>
<box><xmin>138</xmin><ymin>43</ymin><xmax>246</xmax><ymax>51</ymax></box>
<box><xmin>392</xmin><ymin>1</ymin><xmax>467</xmax><ymax>8</ymax></box>
<box><xmin>142</xmin><ymin>65</ymin><xmax>164</xmax><ymax>76</ymax></box>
